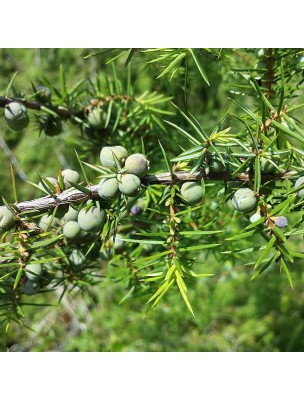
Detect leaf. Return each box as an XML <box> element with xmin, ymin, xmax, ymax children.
<box><xmin>254</xmin><ymin>157</ymin><xmax>261</xmax><ymax>194</ymax></box>
<box><xmin>188</xmin><ymin>49</ymin><xmax>210</xmax><ymax>86</ymax></box>
<box><xmin>280</xmin><ymin>258</ymin><xmax>293</xmax><ymax>289</ymax></box>
<box><xmin>176</xmin><ymin>275</ymin><xmax>195</xmax><ymax>316</ymax></box>
<box><xmin>13</xmin><ymin>267</ymin><xmax>23</xmax><ymax>290</ymax></box>
<box><xmin>5</xmin><ymin>71</ymin><xmax>18</xmax><ymax>96</ymax></box>
<box><xmin>179</xmin><ymin>243</ymin><xmax>220</xmax><ymax>252</ymax></box>
<box><xmin>254</xmin><ymin>235</ymin><xmax>276</xmax><ymax>270</ymax></box>
<box><xmin>157</xmin><ymin>52</ymin><xmax>186</xmax><ymax>79</ymax></box>
<box><xmin>75</xmin><ymin>150</ymin><xmax>89</xmax><ymax>185</ymax></box>
<box><xmin>158</xmin><ymin>140</ymin><xmax>172</xmax><ymax>177</ymax></box>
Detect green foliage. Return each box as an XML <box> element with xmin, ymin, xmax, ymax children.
<box><xmin>1</xmin><ymin>48</ymin><xmax>304</xmax><ymax>350</ymax></box>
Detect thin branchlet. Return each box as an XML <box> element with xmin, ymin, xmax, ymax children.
<box><xmin>1</xmin><ymin>169</ymin><xmax>295</xmax><ymax>214</ymax></box>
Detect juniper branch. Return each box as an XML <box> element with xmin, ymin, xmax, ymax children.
<box><xmin>4</xmin><ymin>169</ymin><xmax>297</xmax><ymax>214</ymax></box>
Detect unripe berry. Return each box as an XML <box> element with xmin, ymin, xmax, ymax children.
<box><xmin>4</xmin><ymin>102</ymin><xmax>30</xmax><ymax>131</ymax></box>
<box><xmin>209</xmin><ymin>158</ymin><xmax>226</xmax><ymax>172</ymax></box>
<box><xmin>87</xmin><ymin>107</ymin><xmax>105</xmax><ymax>129</ymax></box>
<box><xmin>25</xmin><ymin>263</ymin><xmax>43</xmax><ymax>281</ymax></box>
<box><xmin>260</xmin><ymin>155</ymin><xmax>280</xmax><ymax>173</ymax></box>
<box><xmin>180</xmin><ymin>182</ymin><xmax>203</xmax><ymax>205</ymax></box>
<box><xmin>21</xmin><ymin>280</ymin><xmax>40</xmax><ymax>296</ymax></box>
<box><xmin>44</xmin><ymin>116</ymin><xmax>62</xmax><ymax>136</ymax></box>
<box><xmin>130</xmin><ymin>204</ymin><xmax>142</xmax><ymax>216</ymax></box>
<box><xmin>249</xmin><ymin>212</ymin><xmax>262</xmax><ymax>223</ymax></box>
<box><xmin>0</xmin><ymin>206</ymin><xmax>15</xmax><ymax>230</ymax></box>
<box><xmin>77</xmin><ymin>205</ymin><xmax>106</xmax><ymax>232</ymax></box>
<box><xmin>295</xmin><ymin>176</ymin><xmax>304</xmax><ymax>197</ymax></box>
<box><xmin>100</xmin><ymin>146</ymin><xmax>128</xmax><ymax>168</ymax></box>
<box><xmin>97</xmin><ymin>178</ymin><xmax>120</xmax><ymax>201</ymax></box>
<box><xmin>124</xmin><ymin>153</ymin><xmax>149</xmax><ymax>178</ymax></box>
<box><xmin>38</xmin><ymin>214</ymin><xmax>59</xmax><ymax>231</ymax></box>
<box><xmin>61</xmin><ymin>169</ymin><xmax>80</xmax><ymax>189</ymax></box>
<box><xmin>38</xmin><ymin>177</ymin><xmax>58</xmax><ymax>190</ymax></box>
<box><xmin>63</xmin><ymin>221</ymin><xmax>81</xmax><ymax>239</ymax></box>
<box><xmin>255</xmin><ymin>48</ymin><xmax>267</xmax><ymax>58</ymax></box>
<box><xmin>118</xmin><ymin>174</ymin><xmax>141</xmax><ymax>197</ymax></box>
<box><xmin>36</xmin><ymin>85</ymin><xmax>52</xmax><ymax>103</ymax></box>
<box><xmin>62</xmin><ymin>206</ymin><xmax>79</xmax><ymax>222</ymax></box>
<box><xmin>112</xmin><ymin>233</ymin><xmax>125</xmax><ymax>250</ymax></box>
<box><xmin>274</xmin><ymin>216</ymin><xmax>288</xmax><ymax>228</ymax></box>
<box><xmin>232</xmin><ymin>188</ymin><xmax>257</xmax><ymax>213</ymax></box>
<box><xmin>69</xmin><ymin>249</ymin><xmax>85</xmax><ymax>267</ymax></box>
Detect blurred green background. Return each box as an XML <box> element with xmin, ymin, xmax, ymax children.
<box><xmin>1</xmin><ymin>48</ymin><xmax>304</xmax><ymax>352</ymax></box>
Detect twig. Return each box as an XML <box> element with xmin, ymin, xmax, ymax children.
<box><xmin>3</xmin><ymin>169</ymin><xmax>296</xmax><ymax>214</ymax></box>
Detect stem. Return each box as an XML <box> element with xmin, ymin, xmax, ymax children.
<box><xmin>5</xmin><ymin>169</ymin><xmax>296</xmax><ymax>214</ymax></box>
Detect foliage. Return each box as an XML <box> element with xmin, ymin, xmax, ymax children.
<box><xmin>1</xmin><ymin>48</ymin><xmax>304</xmax><ymax>351</ymax></box>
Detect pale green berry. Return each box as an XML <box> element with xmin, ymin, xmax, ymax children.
<box><xmin>281</xmin><ymin>119</ymin><xmax>295</xmax><ymax>131</ymax></box>
<box><xmin>118</xmin><ymin>174</ymin><xmax>141</xmax><ymax>197</ymax></box>
<box><xmin>100</xmin><ymin>146</ymin><xmax>128</xmax><ymax>168</ymax></box>
<box><xmin>36</xmin><ymin>85</ymin><xmax>52</xmax><ymax>103</ymax></box>
<box><xmin>62</xmin><ymin>206</ymin><xmax>79</xmax><ymax>222</ymax></box>
<box><xmin>21</xmin><ymin>280</ymin><xmax>40</xmax><ymax>295</ymax></box>
<box><xmin>180</xmin><ymin>182</ymin><xmax>203</xmax><ymax>205</ymax></box>
<box><xmin>77</xmin><ymin>205</ymin><xmax>106</xmax><ymax>232</ymax></box>
<box><xmin>112</xmin><ymin>233</ymin><xmax>125</xmax><ymax>250</ymax></box>
<box><xmin>260</xmin><ymin>156</ymin><xmax>280</xmax><ymax>173</ymax></box>
<box><xmin>87</xmin><ymin>107</ymin><xmax>105</xmax><ymax>129</ymax></box>
<box><xmin>38</xmin><ymin>214</ymin><xmax>59</xmax><ymax>231</ymax></box>
<box><xmin>25</xmin><ymin>263</ymin><xmax>43</xmax><ymax>281</ymax></box>
<box><xmin>124</xmin><ymin>153</ymin><xmax>149</xmax><ymax>178</ymax></box>
<box><xmin>232</xmin><ymin>188</ymin><xmax>257</xmax><ymax>213</ymax></box>
<box><xmin>61</xmin><ymin>169</ymin><xmax>80</xmax><ymax>189</ymax></box>
<box><xmin>98</xmin><ymin>178</ymin><xmax>120</xmax><ymax>201</ymax></box>
<box><xmin>4</xmin><ymin>102</ymin><xmax>30</xmax><ymax>131</ymax></box>
<box><xmin>38</xmin><ymin>177</ymin><xmax>58</xmax><ymax>191</ymax></box>
<box><xmin>63</xmin><ymin>221</ymin><xmax>81</xmax><ymax>239</ymax></box>
<box><xmin>0</xmin><ymin>206</ymin><xmax>15</xmax><ymax>230</ymax></box>
<box><xmin>255</xmin><ymin>48</ymin><xmax>267</xmax><ymax>58</ymax></box>
<box><xmin>295</xmin><ymin>176</ymin><xmax>304</xmax><ymax>197</ymax></box>
<box><xmin>249</xmin><ymin>212</ymin><xmax>262</xmax><ymax>223</ymax></box>
<box><xmin>69</xmin><ymin>249</ymin><xmax>86</xmax><ymax>267</ymax></box>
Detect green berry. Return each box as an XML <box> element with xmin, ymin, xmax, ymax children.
<box><xmin>36</xmin><ymin>85</ymin><xmax>52</xmax><ymax>103</ymax></box>
<box><xmin>38</xmin><ymin>176</ymin><xmax>58</xmax><ymax>191</ymax></box>
<box><xmin>180</xmin><ymin>182</ymin><xmax>203</xmax><ymax>205</ymax></box>
<box><xmin>62</xmin><ymin>206</ymin><xmax>79</xmax><ymax>222</ymax></box>
<box><xmin>281</xmin><ymin>118</ymin><xmax>295</xmax><ymax>131</ymax></box>
<box><xmin>255</xmin><ymin>48</ymin><xmax>267</xmax><ymax>58</ymax></box>
<box><xmin>44</xmin><ymin>116</ymin><xmax>62</xmax><ymax>136</ymax></box>
<box><xmin>100</xmin><ymin>146</ymin><xmax>128</xmax><ymax>168</ymax></box>
<box><xmin>38</xmin><ymin>214</ymin><xmax>59</xmax><ymax>231</ymax></box>
<box><xmin>21</xmin><ymin>280</ymin><xmax>40</xmax><ymax>295</ymax></box>
<box><xmin>25</xmin><ymin>263</ymin><xmax>43</xmax><ymax>281</ymax></box>
<box><xmin>0</xmin><ymin>206</ymin><xmax>15</xmax><ymax>230</ymax></box>
<box><xmin>249</xmin><ymin>212</ymin><xmax>262</xmax><ymax>223</ymax></box>
<box><xmin>77</xmin><ymin>204</ymin><xmax>106</xmax><ymax>232</ymax></box>
<box><xmin>124</xmin><ymin>153</ymin><xmax>149</xmax><ymax>178</ymax></box>
<box><xmin>295</xmin><ymin>176</ymin><xmax>304</xmax><ymax>197</ymax></box>
<box><xmin>260</xmin><ymin>156</ymin><xmax>280</xmax><ymax>173</ymax></box>
<box><xmin>61</xmin><ymin>169</ymin><xmax>80</xmax><ymax>189</ymax></box>
<box><xmin>111</xmin><ymin>233</ymin><xmax>125</xmax><ymax>251</ymax></box>
<box><xmin>87</xmin><ymin>107</ymin><xmax>105</xmax><ymax>129</ymax></box>
<box><xmin>118</xmin><ymin>174</ymin><xmax>141</xmax><ymax>197</ymax></box>
<box><xmin>232</xmin><ymin>188</ymin><xmax>257</xmax><ymax>213</ymax></box>
<box><xmin>63</xmin><ymin>221</ymin><xmax>81</xmax><ymax>239</ymax></box>
<box><xmin>209</xmin><ymin>158</ymin><xmax>226</xmax><ymax>172</ymax></box>
<box><xmin>98</xmin><ymin>178</ymin><xmax>120</xmax><ymax>201</ymax></box>
<box><xmin>69</xmin><ymin>249</ymin><xmax>85</xmax><ymax>267</ymax></box>
<box><xmin>4</xmin><ymin>102</ymin><xmax>30</xmax><ymax>131</ymax></box>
